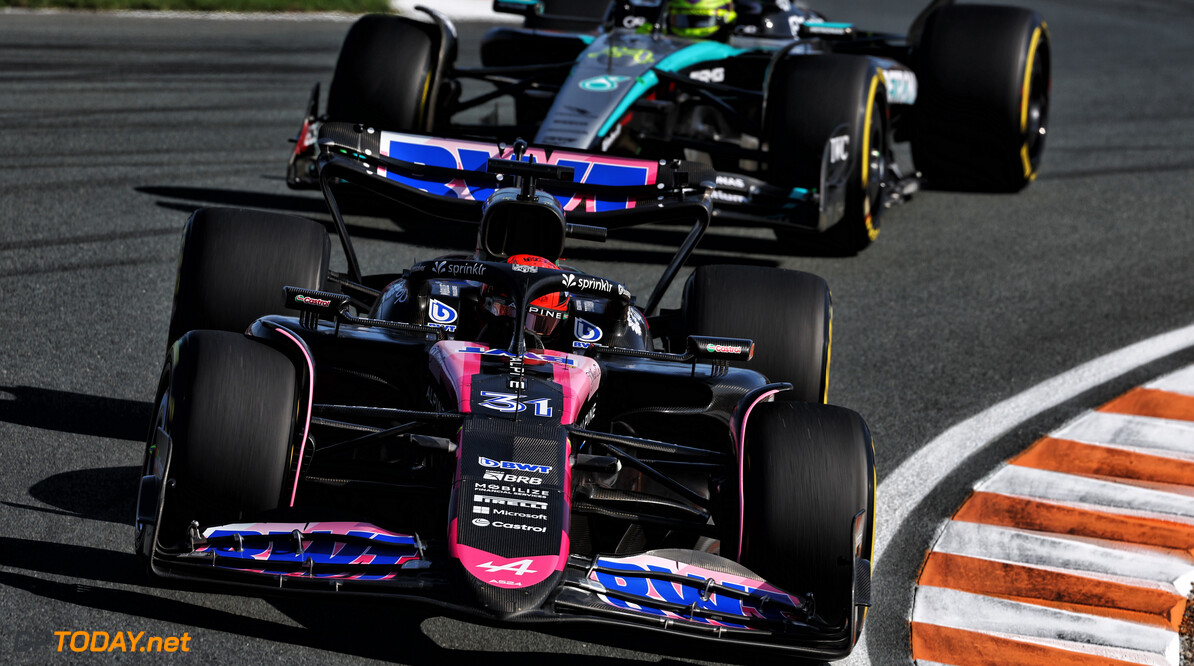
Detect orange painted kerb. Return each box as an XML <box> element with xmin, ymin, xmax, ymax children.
<box><xmin>912</xmin><ymin>380</ymin><xmax>1194</xmax><ymax>664</ymax></box>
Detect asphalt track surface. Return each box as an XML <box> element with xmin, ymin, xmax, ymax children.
<box><xmin>1</xmin><ymin>2</ymin><xmax>1192</xmax><ymax>664</ymax></box>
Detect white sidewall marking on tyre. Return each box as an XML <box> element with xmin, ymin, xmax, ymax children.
<box><xmin>842</xmin><ymin>320</ymin><xmax>1194</xmax><ymax>666</ymax></box>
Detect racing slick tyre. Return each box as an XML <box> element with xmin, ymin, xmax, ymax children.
<box><xmin>148</xmin><ymin>330</ymin><xmax>299</xmax><ymax>550</ymax></box>
<box><xmin>911</xmin><ymin>5</ymin><xmax>1050</xmax><ymax>192</ymax></box>
<box><xmin>683</xmin><ymin>265</ymin><xmax>830</xmax><ymax>404</ymax></box>
<box><xmin>326</xmin><ymin>15</ymin><xmax>440</xmax><ymax>132</ymax></box>
<box><xmin>166</xmin><ymin>207</ymin><xmax>330</xmax><ymax>346</ymax></box>
<box><xmin>766</xmin><ymin>54</ymin><xmax>889</xmax><ymax>254</ymax></box>
<box><xmin>739</xmin><ymin>401</ymin><xmax>875</xmax><ymax>634</ymax></box>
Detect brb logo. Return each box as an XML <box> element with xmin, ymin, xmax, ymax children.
<box><xmin>379</xmin><ymin>132</ymin><xmax>658</xmax><ymax>213</ymax></box>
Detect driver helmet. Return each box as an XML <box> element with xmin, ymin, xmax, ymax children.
<box><xmin>665</xmin><ymin>0</ymin><xmax>738</xmax><ymax>40</ymax></box>
<box><xmin>483</xmin><ymin>254</ymin><xmax>570</xmax><ymax>341</ymax></box>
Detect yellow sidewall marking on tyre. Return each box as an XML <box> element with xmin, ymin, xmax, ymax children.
<box><xmin>861</xmin><ymin>73</ymin><xmax>881</xmax><ymax>190</ymax></box>
<box><xmin>1020</xmin><ymin>26</ymin><xmax>1042</xmax><ymax>133</ymax></box>
<box><xmin>823</xmin><ymin>303</ymin><xmax>833</xmax><ymax>404</ymax></box>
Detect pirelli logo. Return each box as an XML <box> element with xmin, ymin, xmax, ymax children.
<box><xmin>473</xmin><ymin>494</ymin><xmax>548</xmax><ymax>510</ymax></box>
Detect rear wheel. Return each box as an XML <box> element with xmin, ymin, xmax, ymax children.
<box><xmin>150</xmin><ymin>331</ymin><xmax>299</xmax><ymax>550</ymax></box>
<box><xmin>167</xmin><ymin>207</ymin><xmax>329</xmax><ymax>346</ymax></box>
<box><xmin>683</xmin><ymin>264</ymin><xmax>831</xmax><ymax>403</ymax></box>
<box><xmin>912</xmin><ymin>5</ymin><xmax>1051</xmax><ymax>191</ymax></box>
<box><xmin>326</xmin><ymin>14</ymin><xmax>442</xmax><ymax>132</ymax></box>
<box><xmin>767</xmin><ymin>54</ymin><xmax>889</xmax><ymax>254</ymax></box>
<box><xmin>739</xmin><ymin>401</ymin><xmax>875</xmax><ymax>633</ymax></box>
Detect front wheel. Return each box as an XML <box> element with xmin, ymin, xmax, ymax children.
<box><xmin>739</xmin><ymin>401</ymin><xmax>875</xmax><ymax>636</ymax></box>
<box><xmin>167</xmin><ymin>207</ymin><xmax>330</xmax><ymax>347</ymax></box>
<box><xmin>145</xmin><ymin>330</ymin><xmax>299</xmax><ymax>555</ymax></box>
<box><xmin>912</xmin><ymin>5</ymin><xmax>1051</xmax><ymax>191</ymax></box>
<box><xmin>683</xmin><ymin>264</ymin><xmax>831</xmax><ymax>404</ymax></box>
<box><xmin>766</xmin><ymin>54</ymin><xmax>890</xmax><ymax>254</ymax></box>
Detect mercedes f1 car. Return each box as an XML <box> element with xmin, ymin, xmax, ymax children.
<box><xmin>139</xmin><ymin>123</ymin><xmax>877</xmax><ymax>658</ymax></box>
<box><xmin>287</xmin><ymin>0</ymin><xmax>1051</xmax><ymax>253</ymax></box>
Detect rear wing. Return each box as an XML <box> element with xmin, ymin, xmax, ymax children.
<box><xmin>314</xmin><ymin>122</ymin><xmax>715</xmax><ymax>315</ymax></box>
<box><xmin>316</xmin><ymin>122</ymin><xmax>714</xmax><ymax>225</ymax></box>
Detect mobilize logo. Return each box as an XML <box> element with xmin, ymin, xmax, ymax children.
<box><xmin>433</xmin><ymin>260</ymin><xmax>486</xmax><ymax>277</ymax></box>
<box><xmin>294</xmin><ymin>294</ymin><xmax>332</xmax><ymax>308</ymax></box>
<box><xmin>561</xmin><ymin>274</ymin><xmax>614</xmax><ymax>293</ymax></box>
<box><xmin>478</xmin><ymin>456</ymin><xmax>552</xmax><ymax>474</ymax></box>
<box><xmin>476</xmin><ymin>482</ymin><xmax>549</xmax><ymax>498</ymax></box>
<box><xmin>474</xmin><ymin>494</ymin><xmax>548</xmax><ymax>510</ymax></box>
<box><xmin>483</xmin><ymin>470</ymin><xmax>543</xmax><ymax>485</ymax></box>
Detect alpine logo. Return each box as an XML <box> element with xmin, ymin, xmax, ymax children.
<box><xmin>574</xmin><ymin>318</ymin><xmax>603</xmax><ymax>343</ymax></box>
<box><xmin>561</xmin><ymin>274</ymin><xmax>614</xmax><ymax>293</ymax></box>
<box><xmin>429</xmin><ymin>299</ymin><xmax>458</xmax><ymax>324</ymax></box>
<box><xmin>433</xmin><ymin>260</ymin><xmax>485</xmax><ymax>277</ymax></box>
<box><xmin>478</xmin><ymin>456</ymin><xmax>552</xmax><ymax>474</ymax></box>
<box><xmin>476</xmin><ymin>559</ymin><xmax>538</xmax><ymax>576</ymax></box>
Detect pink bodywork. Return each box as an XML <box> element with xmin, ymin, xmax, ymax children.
<box><xmin>431</xmin><ymin>341</ymin><xmax>599</xmax><ymax>589</ymax></box>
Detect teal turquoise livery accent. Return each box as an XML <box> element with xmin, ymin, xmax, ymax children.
<box><xmin>596</xmin><ymin>42</ymin><xmax>745</xmax><ymax>139</ymax></box>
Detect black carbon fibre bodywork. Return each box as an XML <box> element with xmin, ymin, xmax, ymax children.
<box><xmin>144</xmin><ymin>105</ymin><xmax>876</xmax><ymax>660</ymax></box>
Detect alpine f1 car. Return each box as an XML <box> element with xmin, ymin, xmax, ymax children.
<box><xmin>287</xmin><ymin>0</ymin><xmax>1051</xmax><ymax>253</ymax></box>
<box><xmin>139</xmin><ymin>123</ymin><xmax>877</xmax><ymax>658</ymax></box>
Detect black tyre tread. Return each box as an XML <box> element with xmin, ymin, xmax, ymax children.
<box><xmin>168</xmin><ymin>331</ymin><xmax>297</xmax><ymax>523</ymax></box>
<box><xmin>741</xmin><ymin>401</ymin><xmax>872</xmax><ymax>627</ymax></box>
<box><xmin>912</xmin><ymin>5</ymin><xmax>1050</xmax><ymax>192</ymax></box>
<box><xmin>167</xmin><ymin>207</ymin><xmax>330</xmax><ymax>345</ymax></box>
<box><xmin>326</xmin><ymin>15</ymin><xmax>437</xmax><ymax>131</ymax></box>
<box><xmin>767</xmin><ymin>54</ymin><xmax>887</xmax><ymax>253</ymax></box>
<box><xmin>684</xmin><ymin>264</ymin><xmax>830</xmax><ymax>403</ymax></box>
